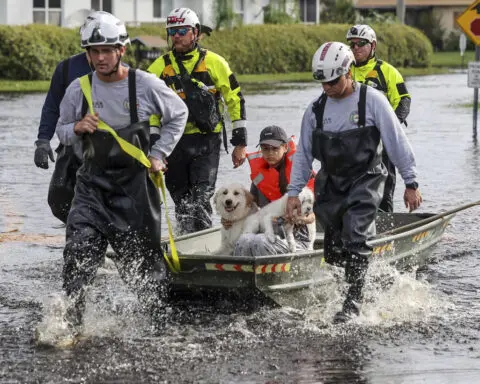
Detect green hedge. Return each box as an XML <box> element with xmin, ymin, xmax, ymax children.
<box><xmin>0</xmin><ymin>23</ymin><xmax>432</xmax><ymax>80</ymax></box>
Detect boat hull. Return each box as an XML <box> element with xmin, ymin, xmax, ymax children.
<box><xmin>162</xmin><ymin>212</ymin><xmax>454</xmax><ymax>307</ymax></box>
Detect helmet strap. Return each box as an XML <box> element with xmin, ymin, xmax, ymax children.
<box><xmin>368</xmin><ymin>42</ymin><xmax>376</xmax><ymax>60</ymax></box>
<box><xmin>104</xmin><ymin>53</ymin><xmax>122</xmax><ymax>77</ymax></box>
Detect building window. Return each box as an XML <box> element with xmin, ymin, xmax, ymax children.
<box><xmin>153</xmin><ymin>0</ymin><xmax>162</xmax><ymax>18</ymax></box>
<box><xmin>453</xmin><ymin>12</ymin><xmax>462</xmax><ymax>30</ymax></box>
<box><xmin>299</xmin><ymin>0</ymin><xmax>317</xmax><ymax>23</ymax></box>
<box><xmin>91</xmin><ymin>0</ymin><xmax>112</xmax><ymax>13</ymax></box>
<box><xmin>33</xmin><ymin>0</ymin><xmax>61</xmax><ymax>26</ymax></box>
<box><xmin>153</xmin><ymin>0</ymin><xmax>173</xmax><ymax>19</ymax></box>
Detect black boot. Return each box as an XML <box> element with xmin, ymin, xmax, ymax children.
<box><xmin>64</xmin><ymin>290</ymin><xmax>86</xmax><ymax>334</ymax></box>
<box><xmin>333</xmin><ymin>282</ymin><xmax>362</xmax><ymax>323</ymax></box>
<box><xmin>333</xmin><ymin>250</ymin><xmax>369</xmax><ymax>324</ymax></box>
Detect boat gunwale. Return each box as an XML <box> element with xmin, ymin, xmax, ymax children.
<box><xmin>168</xmin><ymin>213</ymin><xmax>455</xmax><ymax>263</ymax></box>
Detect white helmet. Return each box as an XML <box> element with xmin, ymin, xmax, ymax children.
<box><xmin>80</xmin><ymin>11</ymin><xmax>130</xmax><ymax>48</ymax></box>
<box><xmin>346</xmin><ymin>24</ymin><xmax>377</xmax><ymax>43</ymax></box>
<box><xmin>312</xmin><ymin>42</ymin><xmax>355</xmax><ymax>82</ymax></box>
<box><xmin>166</xmin><ymin>8</ymin><xmax>200</xmax><ymax>30</ymax></box>
<box><xmin>79</xmin><ymin>11</ymin><xmax>102</xmax><ymax>36</ymax></box>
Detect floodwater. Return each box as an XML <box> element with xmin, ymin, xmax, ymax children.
<box><xmin>1</xmin><ymin>72</ymin><xmax>480</xmax><ymax>383</ymax></box>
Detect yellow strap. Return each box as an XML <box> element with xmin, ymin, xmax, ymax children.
<box><xmin>78</xmin><ymin>75</ymin><xmax>180</xmax><ymax>273</ymax></box>
<box><xmin>151</xmin><ymin>172</ymin><xmax>181</xmax><ymax>273</ymax></box>
<box><xmin>79</xmin><ymin>76</ymin><xmax>151</xmax><ymax>168</ymax></box>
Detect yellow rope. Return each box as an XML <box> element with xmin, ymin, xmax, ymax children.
<box><xmin>79</xmin><ymin>75</ymin><xmax>180</xmax><ymax>273</ymax></box>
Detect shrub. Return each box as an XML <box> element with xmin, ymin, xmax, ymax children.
<box><xmin>0</xmin><ymin>22</ymin><xmax>432</xmax><ymax>80</ymax></box>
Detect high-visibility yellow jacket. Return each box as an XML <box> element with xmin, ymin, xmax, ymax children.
<box><xmin>148</xmin><ymin>47</ymin><xmax>247</xmax><ymax>145</ymax></box>
<box><xmin>351</xmin><ymin>57</ymin><xmax>410</xmax><ymax>121</ymax></box>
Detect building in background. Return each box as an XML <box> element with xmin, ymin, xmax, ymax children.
<box><xmin>0</xmin><ymin>0</ymin><xmax>322</xmax><ymax>28</ymax></box>
<box><xmin>0</xmin><ymin>0</ymin><xmax>275</xmax><ymax>28</ymax></box>
<box><xmin>354</xmin><ymin>0</ymin><xmax>471</xmax><ymax>37</ymax></box>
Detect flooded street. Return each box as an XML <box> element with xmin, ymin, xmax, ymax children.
<box><xmin>1</xmin><ymin>72</ymin><xmax>480</xmax><ymax>383</ymax></box>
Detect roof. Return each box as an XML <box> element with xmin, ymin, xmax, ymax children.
<box><xmin>130</xmin><ymin>35</ymin><xmax>168</xmax><ymax>49</ymax></box>
<box><xmin>354</xmin><ymin>0</ymin><xmax>471</xmax><ymax>8</ymax></box>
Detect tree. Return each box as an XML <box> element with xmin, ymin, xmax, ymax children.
<box><xmin>264</xmin><ymin>0</ymin><xmax>298</xmax><ymax>25</ymax></box>
<box><xmin>213</xmin><ymin>0</ymin><xmax>236</xmax><ymax>30</ymax></box>
<box><xmin>321</xmin><ymin>0</ymin><xmax>356</xmax><ymax>24</ymax></box>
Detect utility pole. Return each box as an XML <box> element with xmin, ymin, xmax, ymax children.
<box><xmin>61</xmin><ymin>0</ymin><xmax>65</xmax><ymax>27</ymax></box>
<box><xmin>396</xmin><ymin>0</ymin><xmax>405</xmax><ymax>24</ymax></box>
<box><xmin>473</xmin><ymin>46</ymin><xmax>480</xmax><ymax>140</ymax></box>
<box><xmin>316</xmin><ymin>0</ymin><xmax>320</xmax><ymax>24</ymax></box>
<box><xmin>134</xmin><ymin>0</ymin><xmax>138</xmax><ymax>26</ymax></box>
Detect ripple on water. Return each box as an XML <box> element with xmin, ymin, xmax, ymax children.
<box><xmin>2</xmin><ymin>74</ymin><xmax>480</xmax><ymax>383</ymax></box>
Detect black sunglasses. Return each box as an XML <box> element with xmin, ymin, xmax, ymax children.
<box><xmin>322</xmin><ymin>76</ymin><xmax>342</xmax><ymax>87</ymax></box>
<box><xmin>349</xmin><ymin>40</ymin><xmax>370</xmax><ymax>49</ymax></box>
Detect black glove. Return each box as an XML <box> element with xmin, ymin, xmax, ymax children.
<box><xmin>34</xmin><ymin>139</ymin><xmax>55</xmax><ymax>169</ymax></box>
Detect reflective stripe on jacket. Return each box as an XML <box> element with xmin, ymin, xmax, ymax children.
<box><xmin>351</xmin><ymin>57</ymin><xmax>410</xmax><ymax>111</ymax></box>
<box><xmin>247</xmin><ymin>137</ymin><xmax>315</xmax><ymax>201</ymax></box>
<box><xmin>148</xmin><ymin>48</ymin><xmax>246</xmax><ymax>135</ymax></box>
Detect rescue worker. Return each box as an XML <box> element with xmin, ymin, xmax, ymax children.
<box><xmin>286</xmin><ymin>42</ymin><xmax>422</xmax><ymax>323</ymax></box>
<box><xmin>34</xmin><ymin>13</ymin><xmax>96</xmax><ymax>222</ymax></box>
<box><xmin>148</xmin><ymin>7</ymin><xmax>247</xmax><ymax>235</ymax></box>
<box><xmin>55</xmin><ymin>12</ymin><xmax>188</xmax><ymax>335</ymax></box>
<box><xmin>233</xmin><ymin>126</ymin><xmax>315</xmax><ymax>256</ymax></box>
<box><xmin>347</xmin><ymin>24</ymin><xmax>411</xmax><ymax>212</ymax></box>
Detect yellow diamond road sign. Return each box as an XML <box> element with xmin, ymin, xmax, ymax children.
<box><xmin>457</xmin><ymin>0</ymin><xmax>480</xmax><ymax>45</ymax></box>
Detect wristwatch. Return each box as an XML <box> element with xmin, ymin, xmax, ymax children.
<box><xmin>405</xmin><ymin>182</ymin><xmax>419</xmax><ymax>190</ymax></box>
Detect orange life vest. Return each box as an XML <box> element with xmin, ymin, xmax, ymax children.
<box><xmin>247</xmin><ymin>136</ymin><xmax>315</xmax><ymax>202</ymax></box>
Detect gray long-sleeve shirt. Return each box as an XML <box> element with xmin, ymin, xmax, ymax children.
<box><xmin>288</xmin><ymin>83</ymin><xmax>417</xmax><ymax>197</ymax></box>
<box><xmin>56</xmin><ymin>69</ymin><xmax>188</xmax><ymax>161</ymax></box>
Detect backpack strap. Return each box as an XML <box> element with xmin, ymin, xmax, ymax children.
<box><xmin>176</xmin><ymin>47</ymin><xmax>207</xmax><ymax>79</ymax></box>
<box><xmin>162</xmin><ymin>53</ymin><xmax>176</xmax><ymax>87</ymax></box>
<box><xmin>128</xmin><ymin>68</ymin><xmax>138</xmax><ymax>124</ymax></box>
<box><xmin>163</xmin><ymin>53</ymin><xmax>172</xmax><ymax>66</ymax></box>
<box><xmin>194</xmin><ymin>48</ymin><xmax>207</xmax><ymax>71</ymax></box>
<box><xmin>312</xmin><ymin>92</ymin><xmax>328</xmax><ymax>131</ymax></box>
<box><xmin>357</xmin><ymin>83</ymin><xmax>367</xmax><ymax>128</ymax></box>
<box><xmin>373</xmin><ymin>60</ymin><xmax>388</xmax><ymax>94</ymax></box>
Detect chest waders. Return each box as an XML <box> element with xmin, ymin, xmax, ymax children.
<box><xmin>63</xmin><ymin>69</ymin><xmax>165</xmax><ymax>330</ymax></box>
<box><xmin>312</xmin><ymin>84</ymin><xmax>387</xmax><ymax>320</ymax></box>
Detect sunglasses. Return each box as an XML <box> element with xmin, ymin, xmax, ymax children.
<box><xmin>167</xmin><ymin>27</ymin><xmax>190</xmax><ymax>37</ymax></box>
<box><xmin>322</xmin><ymin>76</ymin><xmax>342</xmax><ymax>87</ymax></box>
<box><xmin>349</xmin><ymin>40</ymin><xmax>370</xmax><ymax>49</ymax></box>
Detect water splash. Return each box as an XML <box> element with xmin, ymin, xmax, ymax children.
<box><xmin>359</xmin><ymin>261</ymin><xmax>453</xmax><ymax>326</ymax></box>
<box><xmin>34</xmin><ymin>292</ymin><xmax>76</xmax><ymax>347</ymax></box>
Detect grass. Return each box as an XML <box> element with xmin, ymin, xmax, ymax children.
<box><xmin>0</xmin><ymin>51</ymin><xmax>473</xmax><ymax>93</ymax></box>
<box><xmin>430</xmin><ymin>50</ymin><xmax>475</xmax><ymax>68</ymax></box>
<box><xmin>0</xmin><ymin>80</ymin><xmax>51</xmax><ymax>93</ymax></box>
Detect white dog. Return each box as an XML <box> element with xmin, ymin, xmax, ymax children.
<box><xmin>212</xmin><ymin>183</ymin><xmax>259</xmax><ymax>255</ymax></box>
<box><xmin>242</xmin><ymin>187</ymin><xmax>316</xmax><ymax>253</ymax></box>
